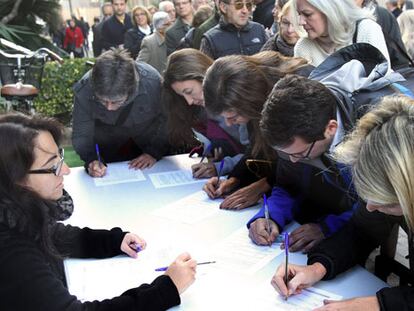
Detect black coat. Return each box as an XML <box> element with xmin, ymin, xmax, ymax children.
<box><xmin>101</xmin><ymin>14</ymin><xmax>133</xmax><ymax>50</ymax></box>
<box><xmin>308</xmin><ymin>205</ymin><xmax>414</xmax><ymax>310</ymax></box>
<box><xmin>124</xmin><ymin>26</ymin><xmax>153</xmax><ymax>59</ymax></box>
<box><xmin>0</xmin><ymin>222</ymin><xmax>180</xmax><ymax>310</ymax></box>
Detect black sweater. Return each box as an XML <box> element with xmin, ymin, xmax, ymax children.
<box><xmin>0</xmin><ymin>223</ymin><xmax>180</xmax><ymax>311</ymax></box>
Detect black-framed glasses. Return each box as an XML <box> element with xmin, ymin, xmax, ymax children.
<box><xmin>28</xmin><ymin>148</ymin><xmax>65</xmax><ymax>176</ymax></box>
<box><xmin>96</xmin><ymin>95</ymin><xmax>128</xmax><ymax>109</ymax></box>
<box><xmin>227</xmin><ymin>0</ymin><xmax>254</xmax><ymax>10</ymax></box>
<box><xmin>285</xmin><ymin>141</ymin><xmax>316</xmax><ymax>160</ymax></box>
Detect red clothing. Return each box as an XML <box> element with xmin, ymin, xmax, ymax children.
<box><xmin>63</xmin><ymin>26</ymin><xmax>84</xmax><ymax>49</ymax></box>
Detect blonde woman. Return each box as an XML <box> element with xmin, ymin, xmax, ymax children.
<box><xmin>271</xmin><ymin>95</ymin><xmax>414</xmax><ymax>310</ymax></box>
<box><xmin>124</xmin><ymin>6</ymin><xmax>153</xmax><ymax>58</ymax></box>
<box><xmin>261</xmin><ymin>0</ymin><xmax>302</xmax><ymax>56</ymax></box>
<box><xmin>292</xmin><ymin>0</ymin><xmax>390</xmax><ymax>69</ymax></box>
<box><xmin>398</xmin><ymin>10</ymin><xmax>414</xmax><ymax>60</ymax></box>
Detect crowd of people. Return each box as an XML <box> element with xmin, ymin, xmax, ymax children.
<box><xmin>2</xmin><ymin>0</ymin><xmax>414</xmax><ymax>310</ymax></box>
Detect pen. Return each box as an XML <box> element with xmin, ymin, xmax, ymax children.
<box><xmin>95</xmin><ymin>143</ymin><xmax>102</xmax><ymax>168</ymax></box>
<box><xmin>263</xmin><ymin>194</ymin><xmax>271</xmax><ymax>246</ymax></box>
<box><xmin>155</xmin><ymin>261</ymin><xmax>216</xmax><ymax>272</ymax></box>
<box><xmin>284</xmin><ymin>232</ymin><xmax>289</xmax><ymax>301</ymax></box>
<box><xmin>199</xmin><ymin>144</ymin><xmax>212</xmax><ymax>164</ymax></box>
<box><xmin>216</xmin><ymin>159</ymin><xmax>225</xmax><ymax>189</ymax></box>
<box><xmin>135</xmin><ymin>244</ymin><xmax>142</xmax><ymax>253</ymax></box>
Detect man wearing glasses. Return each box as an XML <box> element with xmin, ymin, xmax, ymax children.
<box><xmin>200</xmin><ymin>0</ymin><xmax>267</xmax><ymax>59</ymax></box>
<box><xmin>165</xmin><ymin>0</ymin><xmax>194</xmax><ymax>54</ymax></box>
<box><xmin>248</xmin><ymin>74</ymin><xmax>361</xmax><ymax>253</ymax></box>
<box><xmin>72</xmin><ymin>49</ymin><xmax>169</xmax><ymax>177</ymax></box>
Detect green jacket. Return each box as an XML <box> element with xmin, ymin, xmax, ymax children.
<box><xmin>192</xmin><ymin>8</ymin><xmax>220</xmax><ymax>50</ymax></box>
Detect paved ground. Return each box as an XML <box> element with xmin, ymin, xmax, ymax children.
<box><xmin>366</xmin><ymin>228</ymin><xmax>409</xmax><ymax>287</ymax></box>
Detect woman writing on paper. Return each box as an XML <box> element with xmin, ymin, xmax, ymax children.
<box><xmin>271</xmin><ymin>95</ymin><xmax>414</xmax><ymax>310</ymax></box>
<box><xmin>0</xmin><ymin>114</ymin><xmax>196</xmax><ymax>311</ymax></box>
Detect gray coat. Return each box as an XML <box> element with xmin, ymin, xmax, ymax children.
<box><xmin>137</xmin><ymin>32</ymin><xmax>167</xmax><ymax>75</ymax></box>
<box><xmin>165</xmin><ymin>17</ymin><xmax>190</xmax><ymax>55</ymax></box>
<box><xmin>72</xmin><ymin>62</ymin><xmax>169</xmax><ymax>165</ymax></box>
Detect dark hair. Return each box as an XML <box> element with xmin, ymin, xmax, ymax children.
<box><xmin>91</xmin><ymin>48</ymin><xmax>137</xmax><ymax>100</ymax></box>
<box><xmin>260</xmin><ymin>75</ymin><xmax>337</xmax><ymax>148</ymax></box>
<box><xmin>192</xmin><ymin>5</ymin><xmax>213</xmax><ymax>27</ymax></box>
<box><xmin>163</xmin><ymin>49</ymin><xmax>213</xmax><ymax>149</ymax></box>
<box><xmin>203</xmin><ymin>51</ymin><xmax>308</xmax><ymax>157</ymax></box>
<box><xmin>0</xmin><ymin>114</ymin><xmax>64</xmax><ymax>258</ymax></box>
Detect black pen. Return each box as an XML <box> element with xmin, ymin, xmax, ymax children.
<box><xmin>216</xmin><ymin>159</ymin><xmax>225</xmax><ymax>189</ymax></box>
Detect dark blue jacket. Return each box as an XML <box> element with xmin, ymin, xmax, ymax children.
<box><xmin>201</xmin><ymin>18</ymin><xmax>267</xmax><ymax>59</ymax></box>
<box><xmin>247</xmin><ymin>156</ymin><xmax>359</xmax><ymax>237</ymax></box>
<box><xmin>124</xmin><ymin>26</ymin><xmax>153</xmax><ymax>59</ymax></box>
<box><xmin>101</xmin><ymin>14</ymin><xmax>133</xmax><ymax>50</ymax></box>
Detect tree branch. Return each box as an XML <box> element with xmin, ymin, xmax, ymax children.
<box><xmin>1</xmin><ymin>0</ymin><xmax>24</xmax><ymax>25</ymax></box>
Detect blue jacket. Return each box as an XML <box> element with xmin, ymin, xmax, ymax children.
<box><xmin>247</xmin><ymin>156</ymin><xmax>359</xmax><ymax>237</ymax></box>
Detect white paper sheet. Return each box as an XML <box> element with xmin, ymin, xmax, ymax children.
<box><xmin>148</xmin><ymin>170</ymin><xmax>204</xmax><ymax>188</ymax></box>
<box><xmin>209</xmin><ymin>227</ymin><xmax>284</xmax><ymax>275</ymax></box>
<box><xmin>254</xmin><ymin>283</ymin><xmax>343</xmax><ymax>311</ymax></box>
<box><xmin>93</xmin><ymin>162</ymin><xmax>146</xmax><ymax>186</ymax></box>
<box><xmin>151</xmin><ymin>191</ymin><xmax>223</xmax><ymax>224</ymax></box>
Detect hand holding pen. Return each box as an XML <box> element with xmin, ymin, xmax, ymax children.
<box><xmin>164</xmin><ymin>252</ymin><xmax>197</xmax><ymax>294</ymax></box>
<box><xmin>87</xmin><ymin>144</ymin><xmax>107</xmax><ymax>177</ymax></box>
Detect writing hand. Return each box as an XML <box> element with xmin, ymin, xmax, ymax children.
<box><xmin>88</xmin><ymin>160</ymin><xmax>107</xmax><ymax>177</ymax></box>
<box><xmin>248</xmin><ymin>218</ymin><xmax>279</xmax><ymax>245</ymax></box>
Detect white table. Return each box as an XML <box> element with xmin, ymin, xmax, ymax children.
<box><xmin>64</xmin><ymin>154</ymin><xmax>388</xmax><ymax>310</ymax></box>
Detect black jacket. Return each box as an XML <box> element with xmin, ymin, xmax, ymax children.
<box><xmin>253</xmin><ymin>0</ymin><xmax>275</xmax><ymax>29</ymax></box>
<box><xmin>0</xmin><ymin>223</ymin><xmax>180</xmax><ymax>310</ymax></box>
<box><xmin>101</xmin><ymin>14</ymin><xmax>133</xmax><ymax>50</ymax></box>
<box><xmin>201</xmin><ymin>18</ymin><xmax>267</xmax><ymax>59</ymax></box>
<box><xmin>72</xmin><ymin>62</ymin><xmax>169</xmax><ymax>166</ymax></box>
<box><xmin>308</xmin><ymin>205</ymin><xmax>414</xmax><ymax>310</ymax></box>
<box><xmin>124</xmin><ymin>26</ymin><xmax>153</xmax><ymax>59</ymax></box>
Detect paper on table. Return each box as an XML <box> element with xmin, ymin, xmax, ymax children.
<box><xmin>93</xmin><ymin>162</ymin><xmax>146</xmax><ymax>186</ymax></box>
<box><xmin>254</xmin><ymin>283</ymin><xmax>343</xmax><ymax>311</ymax></box>
<box><xmin>208</xmin><ymin>227</ymin><xmax>283</xmax><ymax>275</ymax></box>
<box><xmin>148</xmin><ymin>170</ymin><xmax>204</xmax><ymax>189</ymax></box>
<box><xmin>151</xmin><ymin>191</ymin><xmax>223</xmax><ymax>224</ymax></box>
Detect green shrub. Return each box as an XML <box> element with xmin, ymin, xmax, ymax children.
<box><xmin>34</xmin><ymin>58</ymin><xmax>93</xmax><ymax>125</ymax></box>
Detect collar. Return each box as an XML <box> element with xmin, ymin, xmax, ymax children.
<box><xmin>219</xmin><ymin>17</ymin><xmax>252</xmax><ymax>32</ymax></box>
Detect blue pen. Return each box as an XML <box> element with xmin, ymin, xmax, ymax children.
<box><xmin>95</xmin><ymin>143</ymin><xmax>102</xmax><ymax>168</ymax></box>
<box><xmin>284</xmin><ymin>232</ymin><xmax>289</xmax><ymax>300</ymax></box>
<box><xmin>263</xmin><ymin>194</ymin><xmax>272</xmax><ymax>245</ymax></box>
<box><xmin>216</xmin><ymin>159</ymin><xmax>225</xmax><ymax>189</ymax></box>
<box><xmin>199</xmin><ymin>143</ymin><xmax>212</xmax><ymax>163</ymax></box>
<box><xmin>135</xmin><ymin>244</ymin><xmax>142</xmax><ymax>253</ymax></box>
<box><xmin>155</xmin><ymin>261</ymin><xmax>216</xmax><ymax>272</ymax></box>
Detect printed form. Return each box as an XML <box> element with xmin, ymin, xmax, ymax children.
<box><xmin>148</xmin><ymin>170</ymin><xmax>204</xmax><ymax>188</ymax></box>
<box><xmin>93</xmin><ymin>162</ymin><xmax>146</xmax><ymax>186</ymax></box>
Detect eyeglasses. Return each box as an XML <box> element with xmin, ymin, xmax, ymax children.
<box><xmin>284</xmin><ymin>141</ymin><xmax>316</xmax><ymax>160</ymax></box>
<box><xmin>279</xmin><ymin>18</ymin><xmax>294</xmax><ymax>29</ymax></box>
<box><xmin>134</xmin><ymin>12</ymin><xmax>147</xmax><ymax>17</ymax></box>
<box><xmin>227</xmin><ymin>0</ymin><xmax>254</xmax><ymax>10</ymax></box>
<box><xmin>96</xmin><ymin>96</ymin><xmax>128</xmax><ymax>108</ymax></box>
<box><xmin>28</xmin><ymin>148</ymin><xmax>65</xmax><ymax>176</ymax></box>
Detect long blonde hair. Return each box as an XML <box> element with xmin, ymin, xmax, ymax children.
<box><xmin>334</xmin><ymin>95</ymin><xmax>414</xmax><ymax>229</ymax></box>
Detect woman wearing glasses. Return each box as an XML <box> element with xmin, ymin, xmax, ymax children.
<box><xmin>124</xmin><ymin>6</ymin><xmax>153</xmax><ymax>59</ymax></box>
<box><xmin>292</xmin><ymin>0</ymin><xmax>390</xmax><ymax>69</ymax></box>
<box><xmin>163</xmin><ymin>48</ymin><xmax>248</xmax><ymax>179</ymax></box>
<box><xmin>261</xmin><ymin>0</ymin><xmax>301</xmax><ymax>56</ymax></box>
<box><xmin>202</xmin><ymin>50</ymin><xmax>312</xmax><ymax>210</ymax></box>
<box><xmin>271</xmin><ymin>95</ymin><xmax>414</xmax><ymax>310</ymax></box>
<box><xmin>0</xmin><ymin>114</ymin><xmax>196</xmax><ymax>311</ymax></box>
